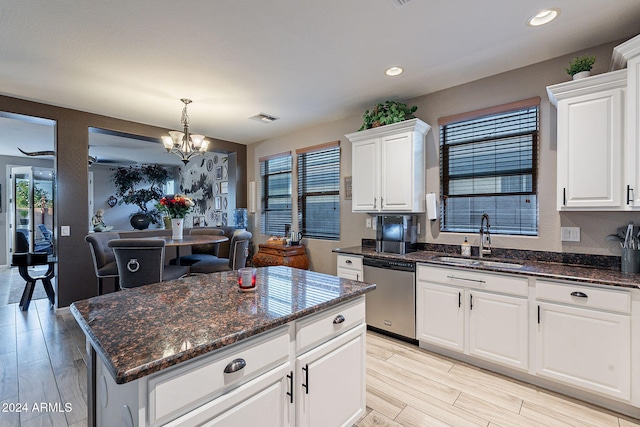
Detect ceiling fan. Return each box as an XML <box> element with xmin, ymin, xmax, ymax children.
<box><xmin>18</xmin><ymin>147</ymin><xmax>98</xmax><ymax>165</ymax></box>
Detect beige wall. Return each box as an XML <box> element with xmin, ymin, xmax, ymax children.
<box><xmin>247</xmin><ymin>38</ymin><xmax>640</xmax><ymax>275</ymax></box>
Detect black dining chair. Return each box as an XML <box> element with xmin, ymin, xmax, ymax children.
<box><xmin>190</xmin><ymin>231</ymin><xmax>252</xmax><ymax>274</ymax></box>
<box><xmin>85</xmin><ymin>232</ymin><xmax>120</xmax><ymax>295</ymax></box>
<box><xmin>108</xmin><ymin>239</ymin><xmax>188</xmax><ymax>289</ymax></box>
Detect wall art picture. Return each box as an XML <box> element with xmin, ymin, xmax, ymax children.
<box><xmin>214</xmin><ymin>196</ymin><xmax>222</xmax><ymax>210</ymax></box>
<box><xmin>193</xmin><ymin>216</ymin><xmax>204</xmax><ymax>227</ymax></box>
<box><xmin>220</xmin><ymin>181</ymin><xmax>228</xmax><ymax>194</ymax></box>
<box><xmin>215</xmin><ymin>166</ymin><xmax>222</xmax><ymax>180</ymax></box>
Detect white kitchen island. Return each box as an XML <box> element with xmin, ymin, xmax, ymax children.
<box><xmin>71</xmin><ymin>266</ymin><xmax>375</xmax><ymax>427</ymax></box>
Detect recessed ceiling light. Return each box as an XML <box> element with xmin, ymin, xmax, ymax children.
<box><xmin>527</xmin><ymin>8</ymin><xmax>560</xmax><ymax>27</ymax></box>
<box><xmin>385</xmin><ymin>66</ymin><xmax>404</xmax><ymax>77</ymax></box>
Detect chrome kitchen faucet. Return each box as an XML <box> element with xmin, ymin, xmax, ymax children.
<box><xmin>479</xmin><ymin>213</ymin><xmax>491</xmax><ymax>258</ymax></box>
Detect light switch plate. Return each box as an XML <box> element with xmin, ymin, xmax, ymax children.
<box><xmin>561</xmin><ymin>226</ymin><xmax>580</xmax><ymax>242</ymax></box>
<box><xmin>366</xmin><ymin>218</ymin><xmax>372</xmax><ymax>228</ymax></box>
<box><xmin>61</xmin><ymin>226</ymin><xmax>70</xmax><ymax>236</ymax></box>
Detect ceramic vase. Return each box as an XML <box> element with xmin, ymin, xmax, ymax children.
<box><xmin>171</xmin><ymin>218</ymin><xmax>184</xmax><ymax>240</ymax></box>
<box><xmin>572</xmin><ymin>70</ymin><xmax>591</xmax><ymax>80</ymax></box>
<box><xmin>163</xmin><ymin>216</ymin><xmax>172</xmax><ymax>229</ymax></box>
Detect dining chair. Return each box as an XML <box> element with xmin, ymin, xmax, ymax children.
<box><xmin>108</xmin><ymin>239</ymin><xmax>188</xmax><ymax>289</ymax></box>
<box><xmin>85</xmin><ymin>232</ymin><xmax>120</xmax><ymax>295</ymax></box>
<box><xmin>172</xmin><ymin>228</ymin><xmax>225</xmax><ymax>266</ymax></box>
<box><xmin>190</xmin><ymin>231</ymin><xmax>252</xmax><ymax>274</ymax></box>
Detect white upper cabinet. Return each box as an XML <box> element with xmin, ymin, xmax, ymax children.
<box><xmin>346</xmin><ymin>118</ymin><xmax>431</xmax><ymax>213</ymax></box>
<box><xmin>614</xmin><ymin>34</ymin><xmax>640</xmax><ymax>208</ymax></box>
<box><xmin>547</xmin><ymin>70</ymin><xmax>626</xmax><ymax>210</ymax></box>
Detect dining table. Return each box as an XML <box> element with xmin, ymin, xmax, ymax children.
<box><xmin>154</xmin><ymin>235</ymin><xmax>229</xmax><ymax>265</ymax></box>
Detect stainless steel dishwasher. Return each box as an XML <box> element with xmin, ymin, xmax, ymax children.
<box><xmin>363</xmin><ymin>257</ymin><xmax>416</xmax><ymax>340</ymax></box>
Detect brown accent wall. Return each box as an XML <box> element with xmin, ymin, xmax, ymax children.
<box><xmin>0</xmin><ymin>95</ymin><xmax>246</xmax><ymax>308</ymax></box>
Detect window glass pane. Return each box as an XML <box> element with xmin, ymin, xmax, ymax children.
<box><xmin>261</xmin><ymin>156</ymin><xmax>292</xmax><ymax>236</ymax></box>
<box><xmin>441</xmin><ymin>105</ymin><xmax>538</xmax><ymax>235</ymax></box>
<box><xmin>297</xmin><ymin>145</ymin><xmax>340</xmax><ymax>240</ymax></box>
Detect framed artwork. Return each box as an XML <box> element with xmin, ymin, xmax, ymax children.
<box><xmin>215</xmin><ymin>166</ymin><xmax>223</xmax><ymax>180</ymax></box>
<box><xmin>220</xmin><ymin>181</ymin><xmax>228</xmax><ymax>194</ymax></box>
<box><xmin>344</xmin><ymin>176</ymin><xmax>352</xmax><ymax>200</ymax></box>
<box><xmin>206</xmin><ymin>159</ymin><xmax>214</xmax><ymax>172</ymax></box>
<box><xmin>214</xmin><ymin>196</ymin><xmax>222</xmax><ymax>210</ymax></box>
<box><xmin>193</xmin><ymin>216</ymin><xmax>204</xmax><ymax>227</ymax></box>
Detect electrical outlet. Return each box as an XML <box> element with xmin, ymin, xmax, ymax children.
<box><xmin>61</xmin><ymin>226</ymin><xmax>70</xmax><ymax>236</ymax></box>
<box><xmin>561</xmin><ymin>226</ymin><xmax>580</xmax><ymax>242</ymax></box>
<box><xmin>366</xmin><ymin>218</ymin><xmax>372</xmax><ymax>228</ymax></box>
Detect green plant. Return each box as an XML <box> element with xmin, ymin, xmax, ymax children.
<box><xmin>15</xmin><ymin>181</ymin><xmax>52</xmax><ymax>215</ymax></box>
<box><xmin>565</xmin><ymin>55</ymin><xmax>596</xmax><ymax>76</ymax></box>
<box><xmin>358</xmin><ymin>100</ymin><xmax>418</xmax><ymax>131</ymax></box>
<box><xmin>111</xmin><ymin>164</ymin><xmax>171</xmax><ymax>223</ymax></box>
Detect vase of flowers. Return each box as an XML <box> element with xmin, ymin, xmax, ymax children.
<box><xmin>158</xmin><ymin>194</ymin><xmax>194</xmax><ymax>239</ymax></box>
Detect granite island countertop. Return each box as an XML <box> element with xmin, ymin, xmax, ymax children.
<box><xmin>71</xmin><ymin>266</ymin><xmax>375</xmax><ymax>384</ymax></box>
<box><xmin>334</xmin><ymin>246</ymin><xmax>640</xmax><ymax>289</ymax></box>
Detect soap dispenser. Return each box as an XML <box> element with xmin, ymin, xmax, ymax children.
<box><xmin>461</xmin><ymin>236</ymin><xmax>471</xmax><ymax>257</ymax></box>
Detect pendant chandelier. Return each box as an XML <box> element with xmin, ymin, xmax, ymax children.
<box><xmin>162</xmin><ymin>98</ymin><xmax>209</xmax><ymax>164</ymax></box>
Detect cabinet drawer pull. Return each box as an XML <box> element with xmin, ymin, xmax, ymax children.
<box><xmin>333</xmin><ymin>314</ymin><xmax>345</xmax><ymax>324</ymax></box>
<box><xmin>458</xmin><ymin>292</ymin><xmax>461</xmax><ymax>308</ymax></box>
<box><xmin>446</xmin><ymin>275</ymin><xmax>486</xmax><ymax>284</ymax></box>
<box><xmin>627</xmin><ymin>185</ymin><xmax>633</xmax><ymax>205</ymax></box>
<box><xmin>345</xmin><ymin>259</ymin><xmax>352</xmax><ymax>264</ymax></box>
<box><xmin>223</xmin><ymin>358</ymin><xmax>246</xmax><ymax>374</ymax></box>
<box><xmin>570</xmin><ymin>291</ymin><xmax>588</xmax><ymax>298</ymax></box>
<box><xmin>373</xmin><ymin>197</ymin><xmax>377</xmax><ymax>209</ymax></box>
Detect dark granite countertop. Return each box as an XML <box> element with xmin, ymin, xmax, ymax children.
<box><xmin>334</xmin><ymin>246</ymin><xmax>640</xmax><ymax>289</ymax></box>
<box><xmin>71</xmin><ymin>266</ymin><xmax>375</xmax><ymax>384</ymax></box>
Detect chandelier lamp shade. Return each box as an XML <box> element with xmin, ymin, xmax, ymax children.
<box><xmin>162</xmin><ymin>98</ymin><xmax>210</xmax><ymax>164</ymax></box>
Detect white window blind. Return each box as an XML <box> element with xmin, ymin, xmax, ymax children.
<box><xmin>439</xmin><ymin>99</ymin><xmax>539</xmax><ymax>235</ymax></box>
<box><xmin>260</xmin><ymin>153</ymin><xmax>292</xmax><ymax>236</ymax></box>
<box><xmin>297</xmin><ymin>142</ymin><xmax>340</xmax><ymax>240</ymax></box>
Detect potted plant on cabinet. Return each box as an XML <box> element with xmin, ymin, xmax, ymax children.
<box><xmin>111</xmin><ymin>164</ymin><xmax>171</xmax><ymax>229</ymax></box>
<box><xmin>565</xmin><ymin>54</ymin><xmax>596</xmax><ymax>80</ymax></box>
<box><xmin>358</xmin><ymin>100</ymin><xmax>418</xmax><ymax>131</ymax></box>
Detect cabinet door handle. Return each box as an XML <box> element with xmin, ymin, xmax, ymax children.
<box><xmin>286</xmin><ymin>371</ymin><xmax>294</xmax><ymax>403</ymax></box>
<box><xmin>302</xmin><ymin>364</ymin><xmax>309</xmax><ymax>394</ymax></box>
<box><xmin>627</xmin><ymin>185</ymin><xmax>633</xmax><ymax>205</ymax></box>
<box><xmin>223</xmin><ymin>358</ymin><xmax>246</xmax><ymax>374</ymax></box>
<box><xmin>458</xmin><ymin>292</ymin><xmax>461</xmax><ymax>308</ymax></box>
<box><xmin>381</xmin><ymin>197</ymin><xmax>384</xmax><ymax>208</ymax></box>
<box><xmin>470</xmin><ymin>294</ymin><xmax>473</xmax><ymax>310</ymax></box>
<box><xmin>373</xmin><ymin>197</ymin><xmax>377</xmax><ymax>209</ymax></box>
<box><xmin>333</xmin><ymin>314</ymin><xmax>345</xmax><ymax>324</ymax></box>
<box><xmin>538</xmin><ymin>305</ymin><xmax>540</xmax><ymax>324</ymax></box>
<box><xmin>446</xmin><ymin>275</ymin><xmax>486</xmax><ymax>284</ymax></box>
<box><xmin>356</xmin><ymin>274</ymin><xmax>359</xmax><ymax>281</ymax></box>
<box><xmin>570</xmin><ymin>291</ymin><xmax>588</xmax><ymax>298</ymax></box>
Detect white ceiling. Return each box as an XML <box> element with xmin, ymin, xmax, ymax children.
<box><xmin>0</xmin><ymin>0</ymin><xmax>639</xmax><ymax>154</ymax></box>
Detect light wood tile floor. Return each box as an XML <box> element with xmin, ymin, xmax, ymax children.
<box><xmin>2</xmin><ymin>268</ymin><xmax>640</xmax><ymax>427</ymax></box>
<box><xmin>357</xmin><ymin>331</ymin><xmax>640</xmax><ymax>427</ymax></box>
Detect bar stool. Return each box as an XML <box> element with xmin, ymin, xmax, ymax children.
<box><xmin>11</xmin><ymin>253</ymin><xmax>55</xmax><ymax>311</ymax></box>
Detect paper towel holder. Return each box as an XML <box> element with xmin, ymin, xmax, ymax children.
<box><xmin>426</xmin><ymin>193</ymin><xmax>438</xmax><ymax>221</ymax></box>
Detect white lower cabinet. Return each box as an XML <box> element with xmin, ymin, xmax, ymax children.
<box><xmin>416</xmin><ymin>264</ymin><xmax>529</xmax><ymax>371</ymax></box>
<box><xmin>336</xmin><ymin>254</ymin><xmax>363</xmax><ymax>281</ymax></box>
<box><xmin>295</xmin><ymin>323</ymin><xmax>367</xmax><ymax>427</ymax></box>
<box><xmin>468</xmin><ymin>290</ymin><xmax>528</xmax><ymax>370</ymax></box>
<box><xmin>535</xmin><ymin>280</ymin><xmax>631</xmax><ymax>400</ymax></box>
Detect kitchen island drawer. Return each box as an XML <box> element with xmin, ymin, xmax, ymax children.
<box><xmin>147</xmin><ymin>326</ymin><xmax>290</xmax><ymax>425</ymax></box>
<box><xmin>296</xmin><ymin>296</ymin><xmax>365</xmax><ymax>353</ymax></box>
<box><xmin>536</xmin><ymin>280</ymin><xmax>631</xmax><ymax>314</ymax></box>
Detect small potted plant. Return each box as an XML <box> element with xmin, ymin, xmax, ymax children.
<box><xmin>565</xmin><ymin>55</ymin><xmax>596</xmax><ymax>80</ymax></box>
<box><xmin>358</xmin><ymin>100</ymin><xmax>418</xmax><ymax>131</ymax></box>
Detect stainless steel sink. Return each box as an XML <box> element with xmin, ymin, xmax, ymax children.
<box><xmin>434</xmin><ymin>256</ymin><xmax>523</xmax><ymax>270</ymax></box>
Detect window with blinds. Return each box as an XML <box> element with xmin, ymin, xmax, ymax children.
<box><xmin>260</xmin><ymin>153</ymin><xmax>292</xmax><ymax>236</ymax></box>
<box><xmin>439</xmin><ymin>99</ymin><xmax>539</xmax><ymax>235</ymax></box>
<box><xmin>297</xmin><ymin>142</ymin><xmax>340</xmax><ymax>240</ymax></box>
